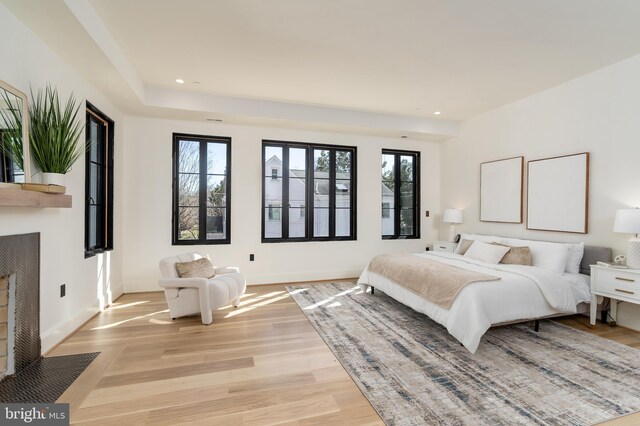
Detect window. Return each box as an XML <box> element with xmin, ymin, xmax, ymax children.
<box><xmin>85</xmin><ymin>102</ymin><xmax>114</xmax><ymax>257</ymax></box>
<box><xmin>271</xmin><ymin>168</ymin><xmax>278</xmax><ymax>180</ymax></box>
<box><xmin>172</xmin><ymin>133</ymin><xmax>231</xmax><ymax>245</ymax></box>
<box><xmin>382</xmin><ymin>149</ymin><xmax>420</xmax><ymax>239</ymax></box>
<box><xmin>381</xmin><ymin>202</ymin><xmax>390</xmax><ymax>218</ymax></box>
<box><xmin>268</xmin><ymin>204</ymin><xmax>281</xmax><ymax>220</ymax></box>
<box><xmin>262</xmin><ymin>140</ymin><xmax>356</xmax><ymax>242</ymax></box>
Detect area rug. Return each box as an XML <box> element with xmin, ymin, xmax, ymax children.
<box><xmin>287</xmin><ymin>282</ymin><xmax>640</xmax><ymax>426</ymax></box>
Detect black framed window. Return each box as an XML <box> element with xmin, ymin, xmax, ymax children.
<box><xmin>85</xmin><ymin>102</ymin><xmax>114</xmax><ymax>257</ymax></box>
<box><xmin>172</xmin><ymin>133</ymin><xmax>231</xmax><ymax>245</ymax></box>
<box><xmin>382</xmin><ymin>149</ymin><xmax>420</xmax><ymax>239</ymax></box>
<box><xmin>262</xmin><ymin>140</ymin><xmax>356</xmax><ymax>242</ymax></box>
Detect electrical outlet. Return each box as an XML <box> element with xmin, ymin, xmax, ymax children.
<box><xmin>60</xmin><ymin>284</ymin><xmax>66</xmax><ymax>298</ymax></box>
<box><xmin>249</xmin><ymin>254</ymin><xmax>255</xmax><ymax>261</ymax></box>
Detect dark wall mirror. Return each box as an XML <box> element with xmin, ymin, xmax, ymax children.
<box><xmin>0</xmin><ymin>80</ymin><xmax>30</xmax><ymax>185</ymax></box>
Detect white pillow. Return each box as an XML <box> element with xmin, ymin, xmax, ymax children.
<box><xmin>501</xmin><ymin>237</ymin><xmax>582</xmax><ymax>274</ymax></box>
<box><xmin>565</xmin><ymin>242</ymin><xmax>584</xmax><ymax>274</ymax></box>
<box><xmin>456</xmin><ymin>233</ymin><xmax>500</xmax><ymax>252</ymax></box>
<box><xmin>463</xmin><ymin>241</ymin><xmax>510</xmax><ymax>264</ymax></box>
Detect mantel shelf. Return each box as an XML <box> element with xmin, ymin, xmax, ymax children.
<box><xmin>0</xmin><ymin>187</ymin><xmax>72</xmax><ymax>208</ymax></box>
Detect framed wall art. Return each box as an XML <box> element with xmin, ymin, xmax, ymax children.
<box><xmin>480</xmin><ymin>156</ymin><xmax>524</xmax><ymax>223</ymax></box>
<box><xmin>527</xmin><ymin>152</ymin><xmax>589</xmax><ymax>233</ymax></box>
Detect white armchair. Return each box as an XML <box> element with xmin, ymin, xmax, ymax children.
<box><xmin>158</xmin><ymin>252</ymin><xmax>246</xmax><ymax>325</ymax></box>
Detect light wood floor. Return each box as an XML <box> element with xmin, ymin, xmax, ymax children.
<box><xmin>51</xmin><ymin>283</ymin><xmax>640</xmax><ymax>425</ymax></box>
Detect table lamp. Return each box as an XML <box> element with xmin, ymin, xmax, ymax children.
<box><xmin>613</xmin><ymin>208</ymin><xmax>640</xmax><ymax>268</ymax></box>
<box><xmin>443</xmin><ymin>208</ymin><xmax>463</xmax><ymax>243</ymax></box>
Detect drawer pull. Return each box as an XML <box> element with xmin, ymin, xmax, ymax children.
<box><xmin>615</xmin><ymin>277</ymin><xmax>635</xmax><ymax>282</ymax></box>
<box><xmin>615</xmin><ymin>288</ymin><xmax>635</xmax><ymax>295</ymax></box>
<box><xmin>438</xmin><ymin>246</ymin><xmax>446</xmax><ymax>249</ymax></box>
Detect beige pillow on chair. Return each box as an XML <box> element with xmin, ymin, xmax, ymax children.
<box><xmin>175</xmin><ymin>257</ymin><xmax>216</xmax><ymax>278</ymax></box>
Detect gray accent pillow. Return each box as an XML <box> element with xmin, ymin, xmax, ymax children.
<box><xmin>491</xmin><ymin>242</ymin><xmax>532</xmax><ymax>266</ymax></box>
<box><xmin>456</xmin><ymin>239</ymin><xmax>475</xmax><ymax>255</ymax></box>
<box><xmin>175</xmin><ymin>257</ymin><xmax>215</xmax><ymax>279</ymax></box>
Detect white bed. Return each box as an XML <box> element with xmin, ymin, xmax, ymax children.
<box><xmin>357</xmin><ymin>235</ymin><xmax>603</xmax><ymax>353</ymax></box>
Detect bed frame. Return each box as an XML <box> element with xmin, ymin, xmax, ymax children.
<box><xmin>370</xmin><ymin>245</ymin><xmax>613</xmax><ymax>333</ymax></box>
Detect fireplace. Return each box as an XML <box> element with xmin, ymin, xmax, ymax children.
<box><xmin>0</xmin><ymin>233</ymin><xmax>40</xmax><ymax>379</ymax></box>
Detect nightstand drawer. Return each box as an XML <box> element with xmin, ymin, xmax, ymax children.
<box><xmin>433</xmin><ymin>241</ymin><xmax>456</xmax><ymax>253</ymax></box>
<box><xmin>592</xmin><ymin>269</ymin><xmax>640</xmax><ymax>300</ymax></box>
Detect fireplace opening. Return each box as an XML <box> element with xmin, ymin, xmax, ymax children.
<box><xmin>0</xmin><ymin>233</ymin><xmax>40</xmax><ymax>377</ymax></box>
<box><xmin>0</xmin><ymin>273</ymin><xmax>16</xmax><ymax>379</ymax></box>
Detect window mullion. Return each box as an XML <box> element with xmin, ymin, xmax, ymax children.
<box><xmin>394</xmin><ymin>153</ymin><xmax>401</xmax><ymax>238</ymax></box>
<box><xmin>198</xmin><ymin>141</ymin><xmax>208</xmax><ymax>241</ymax></box>
<box><xmin>329</xmin><ymin>149</ymin><xmax>336</xmax><ymax>239</ymax></box>
<box><xmin>282</xmin><ymin>146</ymin><xmax>290</xmax><ymax>239</ymax></box>
<box><xmin>306</xmin><ymin>147</ymin><xmax>312</xmax><ymax>240</ymax></box>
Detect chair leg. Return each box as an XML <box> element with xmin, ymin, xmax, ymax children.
<box><xmin>232</xmin><ymin>297</ymin><xmax>241</xmax><ymax>308</ymax></box>
<box><xmin>200</xmin><ymin>310</ymin><xmax>213</xmax><ymax>325</ymax></box>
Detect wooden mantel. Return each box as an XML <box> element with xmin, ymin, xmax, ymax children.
<box><xmin>0</xmin><ymin>186</ymin><xmax>72</xmax><ymax>208</ymax></box>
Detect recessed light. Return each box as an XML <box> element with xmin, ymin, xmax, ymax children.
<box><xmin>193</xmin><ymin>81</ymin><xmax>201</xmax><ymax>85</ymax></box>
<box><xmin>206</xmin><ymin>118</ymin><xmax>223</xmax><ymax>122</ymax></box>
<box><xmin>433</xmin><ymin>111</ymin><xmax>441</xmax><ymax>115</ymax></box>
<box><xmin>401</xmin><ymin>135</ymin><xmax>408</xmax><ymax>139</ymax></box>
<box><xmin>175</xmin><ymin>78</ymin><xmax>185</xmax><ymax>84</ymax></box>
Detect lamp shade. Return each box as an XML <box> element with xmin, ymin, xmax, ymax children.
<box><xmin>613</xmin><ymin>208</ymin><xmax>640</xmax><ymax>234</ymax></box>
<box><xmin>443</xmin><ymin>208</ymin><xmax>463</xmax><ymax>224</ymax></box>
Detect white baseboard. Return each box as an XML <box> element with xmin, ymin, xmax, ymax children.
<box><xmin>617</xmin><ymin>302</ymin><xmax>640</xmax><ymax>332</ymax></box>
<box><xmin>40</xmin><ymin>287</ymin><xmax>124</xmax><ymax>354</ymax></box>
<box><xmin>124</xmin><ymin>269</ymin><xmax>363</xmax><ymax>293</ymax></box>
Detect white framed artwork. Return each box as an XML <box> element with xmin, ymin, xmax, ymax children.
<box><xmin>527</xmin><ymin>152</ymin><xmax>589</xmax><ymax>234</ymax></box>
<box><xmin>480</xmin><ymin>156</ymin><xmax>524</xmax><ymax>223</ymax></box>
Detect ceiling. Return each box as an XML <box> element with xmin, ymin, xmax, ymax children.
<box><xmin>4</xmin><ymin>0</ymin><xmax>640</xmax><ymax>139</ymax></box>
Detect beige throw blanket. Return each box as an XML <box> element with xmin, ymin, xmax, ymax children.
<box><xmin>368</xmin><ymin>254</ymin><xmax>501</xmax><ymax>309</ymax></box>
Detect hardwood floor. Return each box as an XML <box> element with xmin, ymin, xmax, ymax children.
<box><xmin>51</xmin><ymin>283</ymin><xmax>640</xmax><ymax>425</ymax></box>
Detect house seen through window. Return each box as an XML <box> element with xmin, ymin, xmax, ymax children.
<box><xmin>262</xmin><ymin>140</ymin><xmax>356</xmax><ymax>242</ymax></box>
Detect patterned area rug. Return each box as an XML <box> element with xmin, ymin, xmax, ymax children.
<box><xmin>287</xmin><ymin>282</ymin><xmax>640</xmax><ymax>426</ymax></box>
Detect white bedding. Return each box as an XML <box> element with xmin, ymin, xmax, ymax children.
<box><xmin>357</xmin><ymin>251</ymin><xmax>591</xmax><ymax>353</ymax></box>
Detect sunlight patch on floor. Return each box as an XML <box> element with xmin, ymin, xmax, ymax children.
<box><xmin>224</xmin><ymin>293</ymin><xmax>292</xmax><ymax>318</ymax></box>
<box><xmin>220</xmin><ymin>290</ymin><xmax>287</xmax><ymax>310</ymax></box>
<box><xmin>106</xmin><ymin>301</ymin><xmax>149</xmax><ymax>310</ymax></box>
<box><xmin>303</xmin><ymin>286</ymin><xmax>359</xmax><ymax>310</ymax></box>
<box><xmin>91</xmin><ymin>309</ymin><xmax>170</xmax><ymax>330</ymax></box>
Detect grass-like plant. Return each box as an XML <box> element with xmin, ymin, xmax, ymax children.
<box><xmin>29</xmin><ymin>85</ymin><xmax>85</xmax><ymax>174</ymax></box>
<box><xmin>0</xmin><ymin>89</ymin><xmax>24</xmax><ymax>170</ymax></box>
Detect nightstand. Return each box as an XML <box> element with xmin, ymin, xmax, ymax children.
<box><xmin>433</xmin><ymin>241</ymin><xmax>457</xmax><ymax>253</ymax></box>
<box><xmin>590</xmin><ymin>265</ymin><xmax>640</xmax><ymax>326</ymax></box>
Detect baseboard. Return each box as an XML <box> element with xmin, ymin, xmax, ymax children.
<box><xmin>617</xmin><ymin>302</ymin><xmax>640</xmax><ymax>332</ymax></box>
<box><xmin>40</xmin><ymin>287</ymin><xmax>124</xmax><ymax>354</ymax></box>
<box><xmin>124</xmin><ymin>269</ymin><xmax>363</xmax><ymax>292</ymax></box>
<box><xmin>247</xmin><ymin>269</ymin><xmax>362</xmax><ymax>285</ymax></box>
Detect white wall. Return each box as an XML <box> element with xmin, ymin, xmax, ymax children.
<box><xmin>122</xmin><ymin>117</ymin><xmax>440</xmax><ymax>291</ymax></box>
<box><xmin>440</xmin><ymin>53</ymin><xmax>640</xmax><ymax>330</ymax></box>
<box><xmin>0</xmin><ymin>3</ymin><xmax>124</xmax><ymax>352</ymax></box>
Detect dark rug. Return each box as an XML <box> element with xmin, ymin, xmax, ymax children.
<box><xmin>287</xmin><ymin>282</ymin><xmax>640</xmax><ymax>426</ymax></box>
<box><xmin>0</xmin><ymin>352</ymin><xmax>99</xmax><ymax>403</ymax></box>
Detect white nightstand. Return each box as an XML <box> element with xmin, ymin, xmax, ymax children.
<box><xmin>433</xmin><ymin>241</ymin><xmax>457</xmax><ymax>253</ymax></box>
<box><xmin>590</xmin><ymin>265</ymin><xmax>640</xmax><ymax>326</ymax></box>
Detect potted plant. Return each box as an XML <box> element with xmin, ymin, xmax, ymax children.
<box><xmin>29</xmin><ymin>85</ymin><xmax>84</xmax><ymax>186</ymax></box>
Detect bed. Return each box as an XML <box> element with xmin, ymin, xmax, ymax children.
<box><xmin>358</xmin><ymin>234</ymin><xmax>612</xmax><ymax>353</ymax></box>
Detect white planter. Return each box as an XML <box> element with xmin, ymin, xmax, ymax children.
<box><xmin>41</xmin><ymin>172</ymin><xmax>65</xmax><ymax>186</ymax></box>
